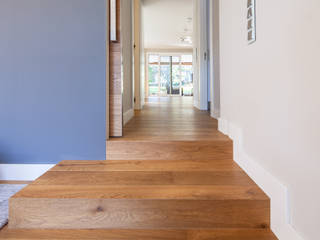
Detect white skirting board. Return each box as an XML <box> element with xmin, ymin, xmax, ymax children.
<box><xmin>123</xmin><ymin>108</ymin><xmax>134</xmax><ymax>126</ymax></box>
<box><xmin>210</xmin><ymin>110</ymin><xmax>220</xmax><ymax>120</ymax></box>
<box><xmin>218</xmin><ymin>118</ymin><xmax>304</xmax><ymax>240</ymax></box>
<box><xmin>0</xmin><ymin>164</ymin><xmax>54</xmax><ymax>181</ymax></box>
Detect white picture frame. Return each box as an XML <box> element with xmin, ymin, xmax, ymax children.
<box><xmin>247</xmin><ymin>0</ymin><xmax>256</xmax><ymax>44</ymax></box>
<box><xmin>110</xmin><ymin>0</ymin><xmax>117</xmax><ymax>41</ymax></box>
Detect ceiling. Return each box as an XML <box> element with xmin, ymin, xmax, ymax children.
<box><xmin>142</xmin><ymin>0</ymin><xmax>193</xmax><ymax>49</ymax></box>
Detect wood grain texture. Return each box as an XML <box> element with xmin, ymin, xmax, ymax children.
<box><xmin>52</xmin><ymin>160</ymin><xmax>243</xmax><ymax>172</ymax></box>
<box><xmin>32</xmin><ymin>171</ymin><xmax>256</xmax><ymax>186</ymax></box>
<box><xmin>13</xmin><ymin>185</ymin><xmax>268</xmax><ymax>200</ymax></box>
<box><xmin>9</xmin><ymin>198</ymin><xmax>269</xmax><ymax>229</ymax></box>
<box><xmin>0</xmin><ymin>228</ymin><xmax>277</xmax><ymax>240</ymax></box>
<box><xmin>7</xmin><ymin>97</ymin><xmax>276</xmax><ymax>238</ymax></box>
<box><xmin>107</xmin><ymin>141</ymin><xmax>233</xmax><ymax>160</ymax></box>
<box><xmin>109</xmin><ymin>0</ymin><xmax>122</xmax><ymax>137</ymax></box>
<box><xmin>110</xmin><ymin>97</ymin><xmax>229</xmax><ymax>141</ymax></box>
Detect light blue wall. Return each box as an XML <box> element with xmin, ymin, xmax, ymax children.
<box><xmin>0</xmin><ymin>0</ymin><xmax>106</xmax><ymax>164</ymax></box>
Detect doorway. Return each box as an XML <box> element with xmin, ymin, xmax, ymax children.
<box><xmin>146</xmin><ymin>53</ymin><xmax>193</xmax><ymax>97</ymax></box>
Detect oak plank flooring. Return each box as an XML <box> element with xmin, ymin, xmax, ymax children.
<box><xmin>13</xmin><ymin>185</ymin><xmax>268</xmax><ymax>200</ymax></box>
<box><xmin>107</xmin><ymin>141</ymin><xmax>233</xmax><ymax>160</ymax></box>
<box><xmin>6</xmin><ymin>97</ymin><xmax>276</xmax><ymax>238</ymax></box>
<box><xmin>109</xmin><ymin>97</ymin><xmax>229</xmax><ymax>142</ymax></box>
<box><xmin>52</xmin><ymin>160</ymin><xmax>242</xmax><ymax>172</ymax></box>
<box><xmin>33</xmin><ymin>170</ymin><xmax>256</xmax><ymax>186</ymax></box>
<box><xmin>10</xmin><ymin>198</ymin><xmax>269</xmax><ymax>229</ymax></box>
<box><xmin>0</xmin><ymin>228</ymin><xmax>277</xmax><ymax>240</ymax></box>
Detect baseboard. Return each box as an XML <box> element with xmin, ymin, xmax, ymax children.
<box><xmin>123</xmin><ymin>108</ymin><xmax>134</xmax><ymax>126</ymax></box>
<box><xmin>0</xmin><ymin>164</ymin><xmax>54</xmax><ymax>181</ymax></box>
<box><xmin>218</xmin><ymin>118</ymin><xmax>304</xmax><ymax>240</ymax></box>
<box><xmin>210</xmin><ymin>110</ymin><xmax>220</xmax><ymax>120</ymax></box>
<box><xmin>194</xmin><ymin>99</ymin><xmax>201</xmax><ymax>109</ymax></box>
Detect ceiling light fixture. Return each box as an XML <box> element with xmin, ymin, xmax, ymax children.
<box><xmin>180</xmin><ymin>36</ymin><xmax>192</xmax><ymax>44</ymax></box>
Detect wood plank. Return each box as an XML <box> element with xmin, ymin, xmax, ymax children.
<box><xmin>107</xmin><ymin>141</ymin><xmax>233</xmax><ymax>160</ymax></box>
<box><xmin>187</xmin><ymin>229</ymin><xmax>277</xmax><ymax>240</ymax></box>
<box><xmin>9</xmin><ymin>198</ymin><xmax>269</xmax><ymax>229</ymax></box>
<box><xmin>109</xmin><ymin>97</ymin><xmax>230</xmax><ymax>141</ymax></box>
<box><xmin>12</xmin><ymin>185</ymin><xmax>268</xmax><ymax>200</ymax></box>
<box><xmin>52</xmin><ymin>160</ymin><xmax>242</xmax><ymax>172</ymax></box>
<box><xmin>33</xmin><ymin>171</ymin><xmax>256</xmax><ymax>186</ymax></box>
<box><xmin>0</xmin><ymin>228</ymin><xmax>278</xmax><ymax>240</ymax></box>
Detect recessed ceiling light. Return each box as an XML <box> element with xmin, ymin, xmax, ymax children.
<box><xmin>180</xmin><ymin>36</ymin><xmax>192</xmax><ymax>44</ymax></box>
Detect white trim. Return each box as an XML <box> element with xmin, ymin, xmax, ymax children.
<box><xmin>208</xmin><ymin>0</ymin><xmax>221</xmax><ymax>120</ymax></box>
<box><xmin>193</xmin><ymin>99</ymin><xmax>201</xmax><ymax>109</ymax></box>
<box><xmin>218</xmin><ymin>118</ymin><xmax>304</xmax><ymax>240</ymax></box>
<box><xmin>123</xmin><ymin>108</ymin><xmax>134</xmax><ymax>126</ymax></box>
<box><xmin>210</xmin><ymin>110</ymin><xmax>220</xmax><ymax>120</ymax></box>
<box><xmin>0</xmin><ymin>164</ymin><xmax>54</xmax><ymax>181</ymax></box>
<box><xmin>106</xmin><ymin>0</ymin><xmax>110</xmax><ymax>140</ymax></box>
<box><xmin>198</xmin><ymin>0</ymin><xmax>208</xmax><ymax>111</ymax></box>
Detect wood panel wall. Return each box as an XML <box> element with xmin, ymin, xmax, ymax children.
<box><xmin>109</xmin><ymin>0</ymin><xmax>123</xmax><ymax>137</ymax></box>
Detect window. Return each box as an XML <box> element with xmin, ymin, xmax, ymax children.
<box><xmin>147</xmin><ymin>54</ymin><xmax>193</xmax><ymax>97</ymax></box>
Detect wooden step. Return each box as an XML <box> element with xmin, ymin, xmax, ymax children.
<box><xmin>107</xmin><ymin>141</ymin><xmax>233</xmax><ymax>160</ymax></box>
<box><xmin>9</xmin><ymin>159</ymin><xmax>270</xmax><ymax>230</ymax></box>
<box><xmin>34</xmin><ymin>170</ymin><xmax>256</xmax><ymax>186</ymax></box>
<box><xmin>0</xmin><ymin>228</ymin><xmax>278</xmax><ymax>239</ymax></box>
<box><xmin>52</xmin><ymin>160</ymin><xmax>243</xmax><ymax>172</ymax></box>
<box><xmin>9</xmin><ymin>180</ymin><xmax>269</xmax><ymax>229</ymax></box>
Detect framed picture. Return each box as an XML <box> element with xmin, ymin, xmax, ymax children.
<box><xmin>247</xmin><ymin>0</ymin><xmax>254</xmax><ymax>8</ymax></box>
<box><xmin>110</xmin><ymin>0</ymin><xmax>117</xmax><ymax>41</ymax></box>
<box><xmin>247</xmin><ymin>0</ymin><xmax>256</xmax><ymax>44</ymax></box>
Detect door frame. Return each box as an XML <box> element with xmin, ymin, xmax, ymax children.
<box><xmin>106</xmin><ymin>0</ymin><xmax>110</xmax><ymax>141</ymax></box>
<box><xmin>145</xmin><ymin>52</ymin><xmax>191</xmax><ymax>97</ymax></box>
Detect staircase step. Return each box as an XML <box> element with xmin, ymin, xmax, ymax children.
<box><xmin>0</xmin><ymin>228</ymin><xmax>278</xmax><ymax>239</ymax></box>
<box><xmin>52</xmin><ymin>160</ymin><xmax>242</xmax><ymax>172</ymax></box>
<box><xmin>107</xmin><ymin>141</ymin><xmax>233</xmax><ymax>160</ymax></box>
<box><xmin>34</xmin><ymin>170</ymin><xmax>256</xmax><ymax>186</ymax></box>
<box><xmin>9</xmin><ymin>184</ymin><xmax>269</xmax><ymax>229</ymax></box>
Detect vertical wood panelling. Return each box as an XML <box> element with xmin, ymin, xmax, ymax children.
<box><xmin>109</xmin><ymin>0</ymin><xmax>123</xmax><ymax>137</ymax></box>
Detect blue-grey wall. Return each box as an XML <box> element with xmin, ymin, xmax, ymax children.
<box><xmin>0</xmin><ymin>0</ymin><xmax>106</xmax><ymax>164</ymax></box>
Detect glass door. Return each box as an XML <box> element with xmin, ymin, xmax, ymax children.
<box><xmin>172</xmin><ymin>56</ymin><xmax>181</xmax><ymax>95</ymax></box>
<box><xmin>147</xmin><ymin>53</ymin><xmax>193</xmax><ymax>97</ymax></box>
<box><xmin>160</xmin><ymin>56</ymin><xmax>171</xmax><ymax>96</ymax></box>
<box><xmin>147</xmin><ymin>55</ymin><xmax>160</xmax><ymax>96</ymax></box>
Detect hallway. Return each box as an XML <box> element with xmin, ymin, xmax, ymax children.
<box><xmin>2</xmin><ymin>97</ymin><xmax>277</xmax><ymax>239</ymax></box>
<box><xmin>118</xmin><ymin>97</ymin><xmax>227</xmax><ymax>141</ymax></box>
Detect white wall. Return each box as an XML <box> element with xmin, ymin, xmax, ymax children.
<box><xmin>134</xmin><ymin>0</ymin><xmax>143</xmax><ymax>110</ymax></box>
<box><xmin>192</xmin><ymin>0</ymin><xmax>200</xmax><ymax>108</ymax></box>
<box><xmin>219</xmin><ymin>0</ymin><xmax>320</xmax><ymax>239</ymax></box>
<box><xmin>142</xmin><ymin>0</ymin><xmax>193</xmax><ymax>49</ymax></box>
<box><xmin>121</xmin><ymin>0</ymin><xmax>134</xmax><ymax>114</ymax></box>
<box><xmin>209</xmin><ymin>0</ymin><xmax>220</xmax><ymax>119</ymax></box>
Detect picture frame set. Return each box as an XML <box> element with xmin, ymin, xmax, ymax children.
<box><xmin>247</xmin><ymin>0</ymin><xmax>256</xmax><ymax>44</ymax></box>
<box><xmin>110</xmin><ymin>0</ymin><xmax>117</xmax><ymax>42</ymax></box>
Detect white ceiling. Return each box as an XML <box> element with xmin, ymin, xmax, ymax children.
<box><xmin>142</xmin><ymin>0</ymin><xmax>193</xmax><ymax>49</ymax></box>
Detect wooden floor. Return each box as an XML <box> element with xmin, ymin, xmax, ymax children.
<box><xmin>112</xmin><ymin>97</ymin><xmax>228</xmax><ymax>141</ymax></box>
<box><xmin>1</xmin><ymin>97</ymin><xmax>277</xmax><ymax>239</ymax></box>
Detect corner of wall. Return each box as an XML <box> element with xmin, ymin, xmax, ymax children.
<box><xmin>210</xmin><ymin>110</ymin><xmax>220</xmax><ymax>120</ymax></box>
<box><xmin>123</xmin><ymin>108</ymin><xmax>135</xmax><ymax>126</ymax></box>
<box><xmin>218</xmin><ymin>118</ymin><xmax>304</xmax><ymax>240</ymax></box>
